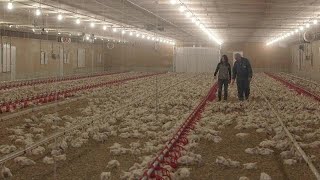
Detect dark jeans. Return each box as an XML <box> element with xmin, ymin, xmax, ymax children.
<box><xmin>218</xmin><ymin>79</ymin><xmax>229</xmax><ymax>101</ymax></box>
<box><xmin>236</xmin><ymin>79</ymin><xmax>250</xmax><ymax>101</ymax></box>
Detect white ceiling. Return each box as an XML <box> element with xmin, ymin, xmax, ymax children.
<box><xmin>1</xmin><ymin>0</ymin><xmax>320</xmax><ymax>44</ymax></box>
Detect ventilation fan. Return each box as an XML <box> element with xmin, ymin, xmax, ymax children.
<box><xmin>303</xmin><ymin>31</ymin><xmax>315</xmax><ymax>42</ymax></box>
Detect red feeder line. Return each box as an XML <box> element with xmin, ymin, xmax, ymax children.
<box><xmin>140</xmin><ymin>82</ymin><xmax>219</xmax><ymax>180</ymax></box>
<box><xmin>0</xmin><ymin>71</ymin><xmax>127</xmax><ymax>90</ymax></box>
<box><xmin>265</xmin><ymin>73</ymin><xmax>320</xmax><ymax>102</ymax></box>
<box><xmin>0</xmin><ymin>73</ymin><xmax>164</xmax><ymax>114</ymax></box>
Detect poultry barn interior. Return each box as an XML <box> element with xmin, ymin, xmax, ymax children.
<box><xmin>0</xmin><ymin>0</ymin><xmax>320</xmax><ymax>180</ymax></box>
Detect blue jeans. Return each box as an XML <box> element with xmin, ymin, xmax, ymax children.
<box><xmin>218</xmin><ymin>79</ymin><xmax>229</xmax><ymax>100</ymax></box>
<box><xmin>236</xmin><ymin>79</ymin><xmax>250</xmax><ymax>101</ymax></box>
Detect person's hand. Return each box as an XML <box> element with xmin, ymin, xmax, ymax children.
<box><xmin>248</xmin><ymin>77</ymin><xmax>252</xmax><ymax>82</ymax></box>
<box><xmin>228</xmin><ymin>79</ymin><xmax>231</xmax><ymax>84</ymax></box>
<box><xmin>231</xmin><ymin>79</ymin><xmax>235</xmax><ymax>85</ymax></box>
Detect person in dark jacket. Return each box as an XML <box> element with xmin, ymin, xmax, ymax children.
<box><xmin>214</xmin><ymin>55</ymin><xmax>231</xmax><ymax>101</ymax></box>
<box><xmin>231</xmin><ymin>53</ymin><xmax>253</xmax><ymax>101</ymax></box>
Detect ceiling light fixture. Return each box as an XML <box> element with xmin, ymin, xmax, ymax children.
<box><xmin>313</xmin><ymin>19</ymin><xmax>318</xmax><ymax>25</ymax></box>
<box><xmin>57</xmin><ymin>14</ymin><xmax>63</xmax><ymax>21</ymax></box>
<box><xmin>185</xmin><ymin>12</ymin><xmax>192</xmax><ymax>18</ymax></box>
<box><xmin>170</xmin><ymin>0</ymin><xmax>177</xmax><ymax>4</ymax></box>
<box><xmin>3</xmin><ymin>0</ymin><xmax>176</xmax><ymax>47</ymax></box>
<box><xmin>35</xmin><ymin>8</ymin><xmax>41</xmax><ymax>16</ymax></box>
<box><xmin>170</xmin><ymin>1</ymin><xmax>222</xmax><ymax>45</ymax></box>
<box><xmin>7</xmin><ymin>1</ymin><xmax>13</xmax><ymax>10</ymax></box>
<box><xmin>306</xmin><ymin>23</ymin><xmax>310</xmax><ymax>28</ymax></box>
<box><xmin>6</xmin><ymin>3</ymin><xmax>175</xmax><ymax>47</ymax></box>
<box><xmin>267</xmin><ymin>19</ymin><xmax>318</xmax><ymax>45</ymax></box>
<box><xmin>179</xmin><ymin>6</ymin><xmax>186</xmax><ymax>12</ymax></box>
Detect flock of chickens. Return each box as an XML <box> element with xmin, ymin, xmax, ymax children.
<box><xmin>0</xmin><ymin>72</ymin><xmax>319</xmax><ymax>180</ymax></box>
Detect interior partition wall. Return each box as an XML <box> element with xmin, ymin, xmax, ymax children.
<box><xmin>174</xmin><ymin>47</ymin><xmax>220</xmax><ymax>73</ymax></box>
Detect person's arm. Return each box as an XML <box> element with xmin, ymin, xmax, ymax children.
<box><xmin>232</xmin><ymin>62</ymin><xmax>237</xmax><ymax>80</ymax></box>
<box><xmin>214</xmin><ymin>63</ymin><xmax>220</xmax><ymax>77</ymax></box>
<box><xmin>228</xmin><ymin>64</ymin><xmax>232</xmax><ymax>81</ymax></box>
<box><xmin>247</xmin><ymin>59</ymin><xmax>253</xmax><ymax>79</ymax></box>
<box><xmin>231</xmin><ymin>62</ymin><xmax>237</xmax><ymax>85</ymax></box>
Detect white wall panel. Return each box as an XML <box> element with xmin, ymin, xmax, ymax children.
<box><xmin>59</xmin><ymin>48</ymin><xmax>64</xmax><ymax>76</ymax></box>
<box><xmin>174</xmin><ymin>47</ymin><xmax>220</xmax><ymax>73</ymax></box>
<box><xmin>10</xmin><ymin>46</ymin><xmax>16</xmax><ymax>80</ymax></box>
<box><xmin>1</xmin><ymin>44</ymin><xmax>15</xmax><ymax>73</ymax></box>
<box><xmin>77</xmin><ymin>48</ymin><xmax>85</xmax><ymax>68</ymax></box>
<box><xmin>0</xmin><ymin>45</ymin><xmax>2</xmax><ymax>73</ymax></box>
<box><xmin>2</xmin><ymin>44</ymin><xmax>8</xmax><ymax>73</ymax></box>
<box><xmin>0</xmin><ymin>44</ymin><xmax>16</xmax><ymax>80</ymax></box>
